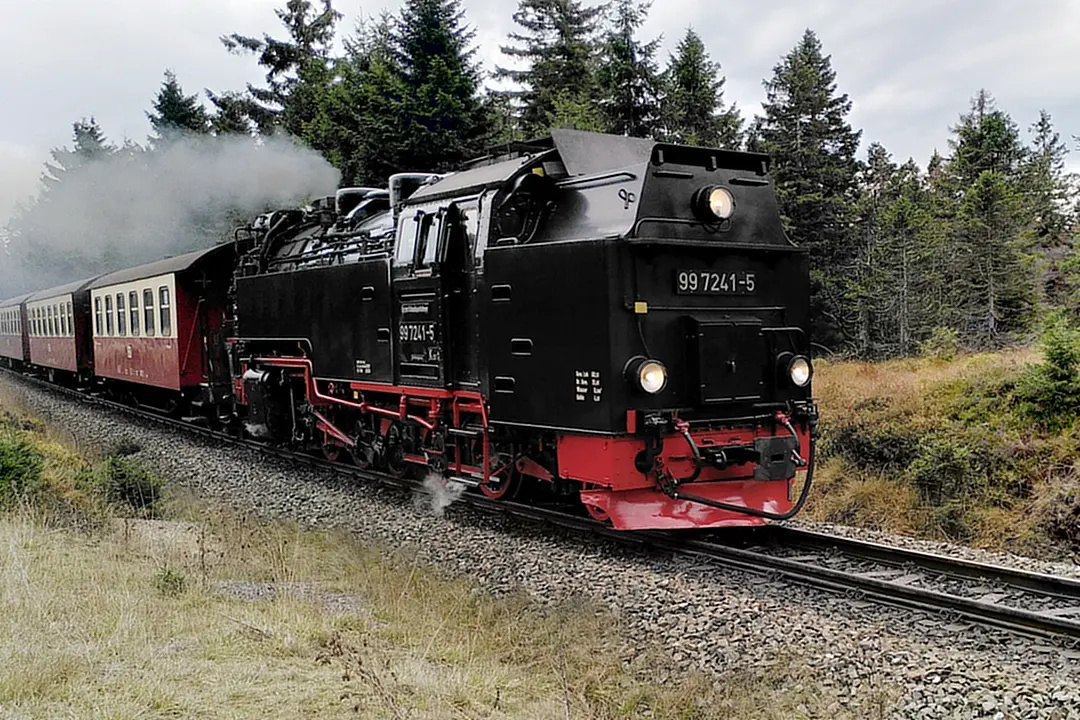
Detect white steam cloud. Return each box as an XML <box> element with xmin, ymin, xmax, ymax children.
<box><xmin>0</xmin><ymin>133</ymin><xmax>341</xmax><ymax>298</ymax></box>
<box><xmin>413</xmin><ymin>473</ymin><xmax>468</xmax><ymax>517</ymax></box>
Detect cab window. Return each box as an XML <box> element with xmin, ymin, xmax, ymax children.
<box><xmin>418</xmin><ymin>212</ymin><xmax>441</xmax><ymax>266</ymax></box>
<box><xmin>394</xmin><ymin>211</ymin><xmax>422</xmax><ymax>267</ymax></box>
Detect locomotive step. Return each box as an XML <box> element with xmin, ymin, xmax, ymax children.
<box><xmin>446</xmin><ymin>426</ymin><xmax>483</xmax><ymax>438</ymax></box>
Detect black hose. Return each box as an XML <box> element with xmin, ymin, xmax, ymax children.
<box><xmin>672</xmin><ymin>431</ymin><xmax>817</xmax><ymax>521</ymax></box>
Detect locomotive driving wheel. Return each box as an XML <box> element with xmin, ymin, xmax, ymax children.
<box><xmin>322</xmin><ymin>443</ymin><xmax>343</xmax><ymax>463</ymax></box>
<box><xmin>476</xmin><ymin>441</ymin><xmax>517</xmax><ymax>500</ymax></box>
<box><xmin>582</xmin><ymin>484</ymin><xmax>611</xmax><ymax>524</ymax></box>
<box><xmin>479</xmin><ymin>470</ymin><xmax>518</xmax><ymax>499</ymax></box>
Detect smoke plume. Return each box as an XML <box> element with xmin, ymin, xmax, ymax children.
<box><xmin>0</xmin><ymin>132</ymin><xmax>340</xmax><ymax>298</ymax></box>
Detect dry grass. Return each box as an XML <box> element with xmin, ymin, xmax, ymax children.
<box><xmin>0</xmin><ymin>383</ymin><xmax>881</xmax><ymax>720</ymax></box>
<box><xmin>812</xmin><ymin>347</ymin><xmax>1039</xmax><ymax>421</ymax></box>
<box><xmin>808</xmin><ymin>346</ymin><xmax>1080</xmax><ymax>555</ymax></box>
<box><xmin>0</xmin><ymin>495</ymin><xmax>873</xmax><ymax>720</ymax></box>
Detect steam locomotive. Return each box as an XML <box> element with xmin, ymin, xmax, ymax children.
<box><xmin>0</xmin><ymin>129</ymin><xmax>818</xmax><ymax>531</ymax></box>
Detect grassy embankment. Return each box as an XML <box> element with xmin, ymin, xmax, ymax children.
<box><xmin>0</xmin><ymin>385</ymin><xmax>867</xmax><ymax>719</ymax></box>
<box><xmin>809</xmin><ymin>320</ymin><xmax>1080</xmax><ymax>558</ymax></box>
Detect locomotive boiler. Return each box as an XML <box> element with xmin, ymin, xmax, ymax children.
<box><xmin>226</xmin><ymin>128</ymin><xmax>818</xmax><ymax>530</ymax></box>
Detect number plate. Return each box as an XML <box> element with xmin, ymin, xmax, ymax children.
<box><xmin>675</xmin><ymin>270</ymin><xmax>756</xmax><ymax>295</ymax></box>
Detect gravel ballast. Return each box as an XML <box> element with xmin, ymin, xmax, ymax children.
<box><xmin>7</xmin><ymin>375</ymin><xmax>1080</xmax><ymax>720</ymax></box>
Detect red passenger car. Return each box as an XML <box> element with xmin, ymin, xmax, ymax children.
<box><xmin>26</xmin><ymin>277</ymin><xmax>98</xmax><ymax>382</ymax></box>
<box><xmin>88</xmin><ymin>244</ymin><xmax>236</xmax><ymax>411</ymax></box>
<box><xmin>0</xmin><ymin>293</ymin><xmax>31</xmax><ymax>368</ymax></box>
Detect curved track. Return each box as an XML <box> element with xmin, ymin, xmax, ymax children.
<box><xmin>4</xmin><ymin>367</ymin><xmax>1080</xmax><ymax>644</ymax></box>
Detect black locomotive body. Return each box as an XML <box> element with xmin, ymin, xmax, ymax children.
<box><xmin>228</xmin><ymin>129</ymin><xmax>818</xmax><ymax>530</ymax></box>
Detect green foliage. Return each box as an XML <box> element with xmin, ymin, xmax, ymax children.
<box><xmin>153</xmin><ymin>566</ymin><xmax>188</xmax><ymax>597</ymax></box>
<box><xmin>594</xmin><ymin>0</ymin><xmax>662</xmax><ymax>138</ymax></box>
<box><xmin>219</xmin><ymin>0</ymin><xmax>343</xmax><ymax>137</ymax></box>
<box><xmin>147</xmin><ymin>70</ymin><xmax>210</xmax><ymax>142</ymax></box>
<box><xmin>659</xmin><ymin>28</ymin><xmax>742</xmax><ymax>149</ymax></box>
<box><xmin>99</xmin><ymin>457</ymin><xmax>162</xmax><ymax>513</ymax></box>
<box><xmin>0</xmin><ymin>433</ymin><xmax>45</xmax><ymax>507</ymax></box>
<box><xmin>494</xmin><ymin>0</ymin><xmax>605</xmax><ymax>138</ymax></box>
<box><xmin>919</xmin><ymin>327</ymin><xmax>960</xmax><ymax>360</ymax></box>
<box><xmin>753</xmin><ymin>29</ymin><xmax>862</xmax><ymax>350</ymax></box>
<box><xmin>1014</xmin><ymin>313</ymin><xmax>1080</xmax><ymax>430</ymax></box>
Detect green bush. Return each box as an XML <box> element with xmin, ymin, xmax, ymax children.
<box><xmin>919</xmin><ymin>327</ymin><xmax>960</xmax><ymax>361</ymax></box>
<box><xmin>101</xmin><ymin>457</ymin><xmax>162</xmax><ymax>512</ymax></box>
<box><xmin>818</xmin><ymin>418</ymin><xmax>922</xmax><ymax>473</ymax></box>
<box><xmin>1014</xmin><ymin>313</ymin><xmax>1080</xmax><ymax>430</ymax></box>
<box><xmin>0</xmin><ymin>433</ymin><xmax>45</xmax><ymax>507</ymax></box>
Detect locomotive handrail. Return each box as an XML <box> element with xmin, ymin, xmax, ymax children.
<box><xmin>555</xmin><ymin>170</ymin><xmax>638</xmax><ymax>190</ymax></box>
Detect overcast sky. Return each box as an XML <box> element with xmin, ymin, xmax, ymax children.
<box><xmin>2</xmin><ymin>0</ymin><xmax>1079</xmax><ymax>226</ymax></box>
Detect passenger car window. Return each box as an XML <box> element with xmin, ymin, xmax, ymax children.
<box><xmin>117</xmin><ymin>294</ymin><xmax>126</xmax><ymax>336</ymax></box>
<box><xmin>95</xmin><ymin>298</ymin><xmax>102</xmax><ymax>336</ymax></box>
<box><xmin>159</xmin><ymin>287</ymin><xmax>171</xmax><ymax>337</ymax></box>
<box><xmin>105</xmin><ymin>296</ymin><xmax>113</xmax><ymax>335</ymax></box>
<box><xmin>129</xmin><ymin>291</ymin><xmax>139</xmax><ymax>337</ymax></box>
<box><xmin>143</xmin><ymin>290</ymin><xmax>155</xmax><ymax>336</ymax></box>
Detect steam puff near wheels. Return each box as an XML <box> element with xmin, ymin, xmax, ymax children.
<box><xmin>0</xmin><ymin>128</ymin><xmax>819</xmax><ymax>533</ymax></box>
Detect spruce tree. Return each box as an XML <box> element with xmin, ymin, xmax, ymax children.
<box><xmin>394</xmin><ymin>0</ymin><xmax>491</xmax><ymax>171</ymax></box>
<box><xmin>1021</xmin><ymin>110</ymin><xmax>1073</xmax><ymax>245</ymax></box>
<box><xmin>305</xmin><ymin>13</ymin><xmax>407</xmax><ymax>185</ymax></box>
<box><xmin>755</xmin><ymin>28</ymin><xmax>862</xmax><ymax>349</ymax></box>
<box><xmin>147</xmin><ymin>70</ymin><xmax>210</xmax><ymax>142</ymax></box>
<box><xmin>851</xmin><ymin>145</ymin><xmax>936</xmax><ymax>356</ymax></box>
<box><xmin>41</xmin><ymin>117</ymin><xmax>116</xmax><ymax>196</ymax></box>
<box><xmin>205</xmin><ymin>90</ymin><xmax>256</xmax><ymax>135</ymax></box>
<box><xmin>659</xmin><ymin>27</ymin><xmax>741</xmax><ymax>148</ymax></box>
<box><xmin>495</xmin><ymin>0</ymin><xmax>605</xmax><ymax>137</ymax></box>
<box><xmin>952</xmin><ymin>170</ymin><xmax>1036</xmax><ymax>344</ymax></box>
<box><xmin>947</xmin><ymin>90</ymin><xmax>1026</xmax><ymax>188</ymax></box>
<box><xmin>594</xmin><ymin>0</ymin><xmax>662</xmax><ymax>138</ymax></box>
<box><xmin>221</xmin><ymin>0</ymin><xmax>342</xmax><ymax>137</ymax></box>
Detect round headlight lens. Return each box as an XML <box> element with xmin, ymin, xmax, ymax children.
<box><xmin>707</xmin><ymin>187</ymin><xmax>735</xmax><ymax>220</ymax></box>
<box><xmin>638</xmin><ymin>361</ymin><xmax>668</xmax><ymax>394</ymax></box>
<box><xmin>789</xmin><ymin>356</ymin><xmax>811</xmax><ymax>387</ymax></box>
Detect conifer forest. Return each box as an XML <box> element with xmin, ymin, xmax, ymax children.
<box><xmin>3</xmin><ymin>0</ymin><xmax>1078</xmax><ymax>362</ymax></box>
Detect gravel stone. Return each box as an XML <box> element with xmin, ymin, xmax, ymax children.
<box><xmin>7</xmin><ymin>374</ymin><xmax>1080</xmax><ymax>719</ymax></box>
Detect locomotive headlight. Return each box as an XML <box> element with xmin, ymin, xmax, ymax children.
<box><xmin>639</xmin><ymin>361</ymin><xmax>668</xmax><ymax>394</ymax></box>
<box><xmin>626</xmin><ymin>357</ymin><xmax>668</xmax><ymax>394</ymax></box>
<box><xmin>788</xmin><ymin>355</ymin><xmax>812</xmax><ymax>387</ymax></box>
<box><xmin>693</xmin><ymin>185</ymin><xmax>736</xmax><ymax>222</ymax></box>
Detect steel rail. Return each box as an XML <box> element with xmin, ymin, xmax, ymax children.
<box><xmin>4</xmin><ymin>368</ymin><xmax>1080</xmax><ymax>644</ymax></box>
<box><xmin>761</xmin><ymin>525</ymin><xmax>1080</xmax><ymax>598</ymax></box>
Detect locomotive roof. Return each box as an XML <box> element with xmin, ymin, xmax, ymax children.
<box><xmin>0</xmin><ymin>292</ymin><xmax>34</xmax><ymax>308</ymax></box>
<box><xmin>407</xmin><ymin>128</ymin><xmax>772</xmax><ymax>205</ymax></box>
<box><xmin>406</xmin><ymin>152</ymin><xmax>547</xmax><ymax>204</ymax></box>
<box><xmin>88</xmin><ymin>242</ymin><xmax>236</xmax><ymax>289</ymax></box>
<box><xmin>26</xmin><ymin>276</ymin><xmax>101</xmax><ymax>302</ymax></box>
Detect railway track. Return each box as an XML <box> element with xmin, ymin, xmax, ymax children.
<box><xmin>5</xmin><ymin>367</ymin><xmax>1080</xmax><ymax>645</ymax></box>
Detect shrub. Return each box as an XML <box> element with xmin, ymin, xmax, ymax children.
<box><xmin>101</xmin><ymin>457</ymin><xmax>162</xmax><ymax>513</ymax></box>
<box><xmin>1014</xmin><ymin>312</ymin><xmax>1080</xmax><ymax>430</ymax></box>
<box><xmin>153</xmin><ymin>566</ymin><xmax>187</xmax><ymax>597</ymax></box>
<box><xmin>0</xmin><ymin>433</ymin><xmax>45</xmax><ymax>507</ymax></box>
<box><xmin>919</xmin><ymin>327</ymin><xmax>960</xmax><ymax>361</ymax></box>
